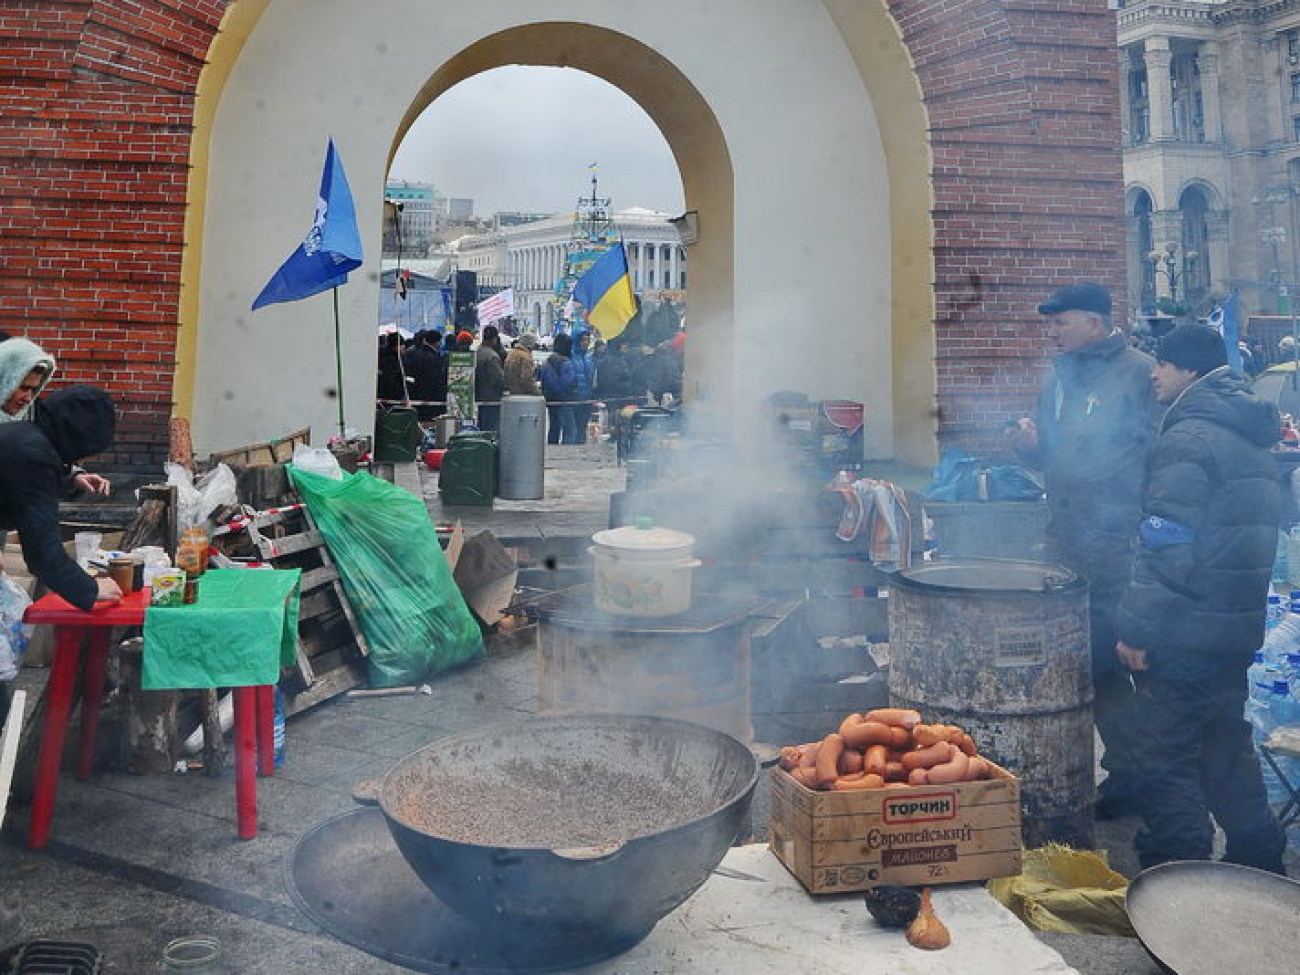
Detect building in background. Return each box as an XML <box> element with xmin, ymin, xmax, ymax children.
<box><xmin>383</xmin><ymin>180</ymin><xmax>439</xmax><ymax>256</ymax></box>
<box><xmin>451</xmin><ymin>205</ymin><xmax>685</xmax><ymax>334</ymax></box>
<box><xmin>1119</xmin><ymin>0</ymin><xmax>1300</xmax><ymax>333</ymax></box>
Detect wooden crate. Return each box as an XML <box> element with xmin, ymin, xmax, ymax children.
<box><xmin>214</xmin><ymin>504</ymin><xmax>369</xmax><ymax>715</ymax></box>
<box><xmin>768</xmin><ymin>764</ymin><xmax>1022</xmax><ymax>893</ymax></box>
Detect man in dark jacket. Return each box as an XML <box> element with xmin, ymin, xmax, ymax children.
<box><xmin>1010</xmin><ymin>282</ymin><xmax>1162</xmax><ymax>817</ymax></box>
<box><xmin>404</xmin><ymin>330</ymin><xmax>446</xmax><ymax>421</ymax></box>
<box><xmin>1114</xmin><ymin>325</ymin><xmax>1287</xmax><ymax>873</ymax></box>
<box><xmin>0</xmin><ymin>386</ymin><xmax>121</xmax><ymax>610</ymax></box>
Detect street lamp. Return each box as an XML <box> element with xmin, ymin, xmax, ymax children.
<box><xmin>1147</xmin><ymin>241</ymin><xmax>1198</xmax><ymax>313</ymax></box>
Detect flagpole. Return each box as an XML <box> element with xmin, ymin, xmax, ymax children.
<box><xmin>333</xmin><ymin>286</ymin><xmax>346</xmax><ymax>441</ymax></box>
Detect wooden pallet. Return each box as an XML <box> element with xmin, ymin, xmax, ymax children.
<box><xmin>215</xmin><ymin>504</ymin><xmax>369</xmax><ymax>715</ymax></box>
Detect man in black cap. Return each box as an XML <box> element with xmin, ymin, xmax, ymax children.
<box><xmin>1113</xmin><ymin>324</ymin><xmax>1287</xmax><ymax>873</ymax></box>
<box><xmin>1009</xmin><ymin>281</ymin><xmax>1162</xmax><ymax>819</ymax></box>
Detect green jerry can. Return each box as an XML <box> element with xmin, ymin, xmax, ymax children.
<box><xmin>373</xmin><ymin>405</ymin><xmax>422</xmax><ymax>462</ymax></box>
<box><xmin>440</xmin><ymin>431</ymin><xmax>498</xmax><ymax>506</ymax></box>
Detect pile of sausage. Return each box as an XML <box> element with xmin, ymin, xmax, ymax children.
<box><xmin>777</xmin><ymin>708</ymin><xmax>993</xmax><ymax>791</ymax></box>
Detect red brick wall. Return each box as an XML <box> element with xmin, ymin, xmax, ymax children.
<box><xmin>0</xmin><ymin>1</ymin><xmax>1123</xmax><ymax>469</ymax></box>
<box><xmin>0</xmin><ymin>0</ymin><xmax>227</xmax><ymax>473</ymax></box>
<box><xmin>889</xmin><ymin>0</ymin><xmax>1126</xmax><ymax>456</ymax></box>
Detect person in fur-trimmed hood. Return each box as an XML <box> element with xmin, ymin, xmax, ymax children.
<box><xmin>1115</xmin><ymin>323</ymin><xmax>1288</xmax><ymax>875</ymax></box>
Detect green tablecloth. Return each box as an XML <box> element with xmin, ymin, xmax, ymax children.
<box><xmin>142</xmin><ymin>568</ymin><xmax>301</xmax><ymax>690</ymax></box>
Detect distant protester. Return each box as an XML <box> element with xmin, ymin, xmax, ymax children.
<box><xmin>540</xmin><ymin>332</ymin><xmax>578</xmax><ymax>444</ymax></box>
<box><xmin>504</xmin><ymin>333</ymin><xmax>541</xmax><ymax>396</ymax></box>
<box><xmin>475</xmin><ymin>325</ymin><xmax>507</xmax><ymax>432</ymax></box>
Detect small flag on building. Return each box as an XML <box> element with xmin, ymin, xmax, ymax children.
<box><xmin>572</xmin><ymin>242</ymin><xmax>636</xmax><ymax>341</ymax></box>
<box><xmin>1206</xmin><ymin>291</ymin><xmax>1243</xmax><ymax>373</ymax></box>
<box><xmin>476</xmin><ymin>287</ymin><xmax>515</xmax><ymax>326</ymax></box>
<box><xmin>252</xmin><ymin>138</ymin><xmax>363</xmax><ymax>310</ymax></box>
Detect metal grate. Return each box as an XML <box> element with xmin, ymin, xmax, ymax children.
<box><xmin>6</xmin><ymin>940</ymin><xmax>102</xmax><ymax>975</ymax></box>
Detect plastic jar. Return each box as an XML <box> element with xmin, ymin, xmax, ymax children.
<box><xmin>159</xmin><ymin>935</ymin><xmax>225</xmax><ymax>973</ymax></box>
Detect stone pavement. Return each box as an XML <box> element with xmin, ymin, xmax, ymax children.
<box><xmin>0</xmin><ymin>440</ymin><xmax>1290</xmax><ymax>974</ymax></box>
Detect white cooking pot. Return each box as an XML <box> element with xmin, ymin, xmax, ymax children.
<box><xmin>589</xmin><ymin>520</ymin><xmax>701</xmax><ymax>617</ymax></box>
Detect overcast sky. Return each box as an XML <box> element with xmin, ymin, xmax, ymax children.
<box><xmin>388</xmin><ymin>66</ymin><xmax>685</xmax><ymax>217</ymax></box>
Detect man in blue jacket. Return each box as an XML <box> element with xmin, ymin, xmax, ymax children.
<box><xmin>1115</xmin><ymin>324</ymin><xmax>1287</xmax><ymax>873</ymax></box>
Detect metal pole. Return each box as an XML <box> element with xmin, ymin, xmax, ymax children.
<box><xmin>333</xmin><ymin>287</ymin><xmax>346</xmax><ymax>440</ymax></box>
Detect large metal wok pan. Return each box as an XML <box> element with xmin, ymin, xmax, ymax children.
<box><xmin>1126</xmin><ymin>860</ymin><xmax>1300</xmax><ymax>974</ymax></box>
<box><xmin>379</xmin><ymin>713</ymin><xmax>758</xmax><ymax>957</ymax></box>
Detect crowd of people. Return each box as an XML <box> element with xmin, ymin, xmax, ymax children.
<box><xmin>1012</xmin><ymin>282</ymin><xmax>1290</xmax><ymax>876</ymax></box>
<box><xmin>375</xmin><ymin>318</ymin><xmax>685</xmax><ymax>443</ymax></box>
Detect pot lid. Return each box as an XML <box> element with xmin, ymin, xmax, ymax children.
<box><xmin>592</xmin><ymin>517</ymin><xmax>695</xmax><ymax>552</ymax></box>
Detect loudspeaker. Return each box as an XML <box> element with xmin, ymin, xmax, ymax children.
<box><xmin>454</xmin><ymin>270</ymin><xmax>477</xmax><ymax>312</ymax></box>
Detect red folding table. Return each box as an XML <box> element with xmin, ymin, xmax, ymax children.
<box><xmin>23</xmin><ymin>583</ymin><xmax>286</xmax><ymax>848</ymax></box>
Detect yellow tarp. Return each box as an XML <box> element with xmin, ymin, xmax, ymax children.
<box><xmin>987</xmin><ymin>843</ymin><xmax>1136</xmax><ymax>937</ymax></box>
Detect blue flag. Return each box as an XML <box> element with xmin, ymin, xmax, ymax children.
<box><xmin>1207</xmin><ymin>291</ymin><xmax>1243</xmax><ymax>373</ymax></box>
<box><xmin>252</xmin><ymin>138</ymin><xmax>363</xmax><ymax>310</ymax></box>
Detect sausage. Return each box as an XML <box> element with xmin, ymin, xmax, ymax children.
<box><xmin>798</xmin><ymin>741</ymin><xmax>821</xmax><ymax>768</ymax></box>
<box><xmin>841</xmin><ymin>720</ymin><xmax>894</xmax><ymax>749</ymax></box>
<box><xmin>966</xmin><ymin>755</ymin><xmax>991</xmax><ymax>780</ymax></box>
<box><xmin>958</xmin><ymin>732</ymin><xmax>978</xmax><ymax>757</ymax></box>
<box><xmin>924</xmin><ymin>745</ymin><xmax>971</xmax><ymax>785</ymax></box>
<box><xmin>888</xmin><ymin>726</ymin><xmax>913</xmax><ymax>750</ymax></box>
<box><xmin>831</xmin><ymin>772</ymin><xmax>885</xmax><ymax>791</ymax></box>
<box><xmin>900</xmin><ymin>741</ymin><xmax>952</xmax><ymax>771</ymax></box>
<box><xmin>789</xmin><ymin>766</ymin><xmax>821</xmax><ymax>788</ymax></box>
<box><xmin>864</xmin><ymin>744</ymin><xmax>889</xmax><ymax>778</ymax></box>
<box><xmin>838</xmin><ymin>712</ymin><xmax>864</xmax><ymax>737</ymax></box>
<box><xmin>883</xmin><ymin>760</ymin><xmax>908</xmax><ymax>782</ymax></box>
<box><xmin>814</xmin><ymin>733</ymin><xmax>845</xmax><ymax>787</ymax></box>
<box><xmin>778</xmin><ymin>746</ymin><xmax>802</xmax><ymax>771</ymax></box>
<box><xmin>838</xmin><ymin>747</ymin><xmax>865</xmax><ymax>775</ymax></box>
<box><xmin>908</xmin><ymin>766</ymin><xmax>930</xmax><ymax>786</ymax></box>
<box><xmin>912</xmin><ymin>723</ymin><xmax>961</xmax><ymax>748</ymax></box>
<box><xmin>864</xmin><ymin>708</ymin><xmax>922</xmax><ymax>729</ymax></box>
<box><xmin>884</xmin><ymin>780</ymin><xmax>912</xmax><ymax>789</ymax></box>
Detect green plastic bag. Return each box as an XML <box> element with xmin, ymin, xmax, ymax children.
<box><xmin>288</xmin><ymin>465</ymin><xmax>484</xmax><ymax>686</ymax></box>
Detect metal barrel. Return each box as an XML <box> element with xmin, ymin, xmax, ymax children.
<box><xmin>498</xmin><ymin>394</ymin><xmax>546</xmax><ymax>500</ymax></box>
<box><xmin>886</xmin><ymin>558</ymin><xmax>1095</xmax><ymax>848</ymax></box>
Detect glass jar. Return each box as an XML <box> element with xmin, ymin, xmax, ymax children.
<box><xmin>176</xmin><ymin>527</ymin><xmax>209</xmax><ymax>577</ymax></box>
<box><xmin>159</xmin><ymin>935</ymin><xmax>225</xmax><ymax>973</ymax></box>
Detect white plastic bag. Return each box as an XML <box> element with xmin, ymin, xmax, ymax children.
<box><xmin>163</xmin><ymin>462</ymin><xmax>239</xmax><ymax>528</ymax></box>
<box><xmin>291</xmin><ymin>443</ymin><xmax>343</xmax><ymax>481</ymax></box>
<box><xmin>0</xmin><ymin>576</ymin><xmax>33</xmax><ymax>681</ymax></box>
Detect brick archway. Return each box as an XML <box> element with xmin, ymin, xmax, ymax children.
<box><xmin>1</xmin><ymin>0</ymin><xmax>1124</xmax><ymax>470</ymax></box>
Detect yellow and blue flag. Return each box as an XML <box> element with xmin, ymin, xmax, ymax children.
<box><xmin>572</xmin><ymin>242</ymin><xmax>636</xmax><ymax>340</ymax></box>
<box><xmin>252</xmin><ymin>138</ymin><xmax>363</xmax><ymax>310</ymax></box>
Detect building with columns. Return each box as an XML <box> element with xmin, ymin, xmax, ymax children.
<box><xmin>451</xmin><ymin>206</ymin><xmax>686</xmax><ymax>334</ymax></box>
<box><xmin>1119</xmin><ymin>0</ymin><xmax>1300</xmax><ymax>324</ymax></box>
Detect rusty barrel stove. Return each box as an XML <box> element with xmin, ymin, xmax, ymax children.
<box><xmin>887</xmin><ymin>558</ymin><xmax>1094</xmax><ymax>848</ymax></box>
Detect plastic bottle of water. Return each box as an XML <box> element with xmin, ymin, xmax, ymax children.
<box><xmin>273</xmin><ymin>687</ymin><xmax>286</xmax><ymax>768</ymax></box>
<box><xmin>1262</xmin><ymin>609</ymin><xmax>1300</xmax><ymax>669</ymax></box>
<box><xmin>1266</xmin><ymin>594</ymin><xmax>1284</xmax><ymax>631</ymax></box>
<box><xmin>1251</xmin><ymin>678</ymin><xmax>1295</xmax><ymax>805</ymax></box>
<box><xmin>1272</xmin><ymin>530</ymin><xmax>1290</xmax><ymax>587</ymax></box>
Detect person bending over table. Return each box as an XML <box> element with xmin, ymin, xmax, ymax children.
<box><xmin>0</xmin><ymin>385</ymin><xmax>122</xmax><ymax>609</ymax></box>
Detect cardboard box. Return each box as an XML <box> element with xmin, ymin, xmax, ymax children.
<box><xmin>768</xmin><ymin>764</ymin><xmax>1022</xmax><ymax>894</ymax></box>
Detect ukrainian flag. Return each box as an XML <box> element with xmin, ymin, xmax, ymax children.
<box><xmin>572</xmin><ymin>242</ymin><xmax>636</xmax><ymax>340</ymax></box>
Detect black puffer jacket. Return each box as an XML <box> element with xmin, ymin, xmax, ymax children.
<box><xmin>1027</xmin><ymin>331</ymin><xmax>1161</xmax><ymax>580</ymax></box>
<box><xmin>0</xmin><ymin>386</ymin><xmax>115</xmax><ymax>610</ymax></box>
<box><xmin>1115</xmin><ymin>367</ymin><xmax>1281</xmax><ymax>665</ymax></box>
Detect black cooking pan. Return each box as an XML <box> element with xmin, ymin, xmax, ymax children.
<box><xmin>378</xmin><ymin>713</ymin><xmax>758</xmax><ymax>957</ymax></box>
<box><xmin>1125</xmin><ymin>860</ymin><xmax>1300</xmax><ymax>974</ymax></box>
